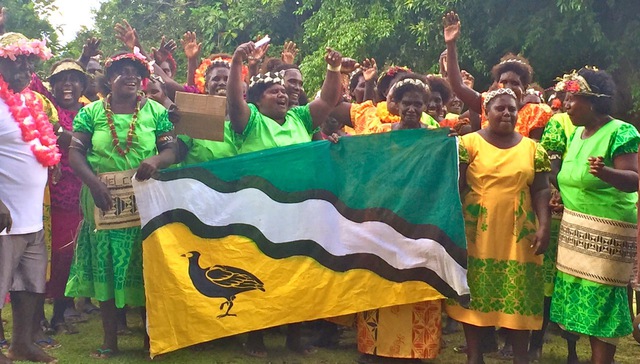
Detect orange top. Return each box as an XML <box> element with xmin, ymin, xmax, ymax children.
<box><xmin>481</xmin><ymin>97</ymin><xmax>552</xmax><ymax>137</ymax></box>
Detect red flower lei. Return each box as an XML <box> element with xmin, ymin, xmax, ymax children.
<box><xmin>104</xmin><ymin>94</ymin><xmax>141</xmax><ymax>156</ymax></box>
<box><xmin>0</xmin><ymin>74</ymin><xmax>60</xmax><ymax>167</ymax></box>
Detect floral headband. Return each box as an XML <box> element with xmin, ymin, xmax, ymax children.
<box><xmin>499</xmin><ymin>58</ymin><xmax>527</xmax><ymax>66</ymax></box>
<box><xmin>0</xmin><ymin>32</ymin><xmax>52</xmax><ymax>61</ymax></box>
<box><xmin>249</xmin><ymin>71</ymin><xmax>285</xmax><ymax>89</ymax></box>
<box><xmin>483</xmin><ymin>87</ymin><xmax>517</xmax><ymax>108</ymax></box>
<box><xmin>104</xmin><ymin>47</ymin><xmax>153</xmax><ymax>79</ymax></box>
<box><xmin>378</xmin><ymin>65</ymin><xmax>412</xmax><ymax>84</ymax></box>
<box><xmin>554</xmin><ymin>68</ymin><xmax>611</xmax><ymax>98</ymax></box>
<box><xmin>390</xmin><ymin>78</ymin><xmax>430</xmax><ymax>95</ymax></box>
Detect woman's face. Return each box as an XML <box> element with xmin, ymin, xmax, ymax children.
<box><xmin>447</xmin><ymin>95</ymin><xmax>463</xmax><ymax>114</ymax></box>
<box><xmin>283</xmin><ymin>69</ymin><xmax>303</xmax><ymax>107</ymax></box>
<box><xmin>145</xmin><ymin>80</ymin><xmax>166</xmax><ymax>104</ymax></box>
<box><xmin>498</xmin><ymin>71</ymin><xmax>524</xmax><ymax>102</ymax></box>
<box><xmin>206</xmin><ymin>67</ymin><xmax>230</xmax><ymax>96</ymax></box>
<box><xmin>352</xmin><ymin>75</ymin><xmax>366</xmax><ymax>104</ymax></box>
<box><xmin>486</xmin><ymin>95</ymin><xmax>518</xmax><ymax>135</ymax></box>
<box><xmin>159</xmin><ymin>60</ymin><xmax>173</xmax><ymax>78</ymax></box>
<box><xmin>426</xmin><ymin>91</ymin><xmax>444</xmax><ymax>119</ymax></box>
<box><xmin>109</xmin><ymin>64</ymin><xmax>142</xmax><ymax>97</ymax></box>
<box><xmin>52</xmin><ymin>71</ymin><xmax>85</xmax><ymax>110</ymax></box>
<box><xmin>257</xmin><ymin>84</ymin><xmax>289</xmax><ymax>120</ymax></box>
<box><xmin>398</xmin><ymin>90</ymin><xmax>426</xmax><ymax>127</ymax></box>
<box><xmin>564</xmin><ymin>93</ymin><xmax>592</xmax><ymax>126</ymax></box>
<box><xmin>85</xmin><ymin>59</ymin><xmax>103</xmax><ymax>97</ymax></box>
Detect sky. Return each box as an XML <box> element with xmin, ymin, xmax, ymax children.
<box><xmin>49</xmin><ymin>0</ymin><xmax>104</xmax><ymax>44</ymax></box>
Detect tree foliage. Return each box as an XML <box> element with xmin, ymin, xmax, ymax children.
<box><xmin>66</xmin><ymin>0</ymin><xmax>640</xmax><ymax>118</ymax></box>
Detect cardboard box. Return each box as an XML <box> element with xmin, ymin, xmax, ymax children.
<box><xmin>174</xmin><ymin>92</ymin><xmax>226</xmax><ymax>141</ymax></box>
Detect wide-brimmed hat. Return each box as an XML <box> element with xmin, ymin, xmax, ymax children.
<box><xmin>0</xmin><ymin>32</ymin><xmax>52</xmax><ymax>61</ymax></box>
<box><xmin>48</xmin><ymin>59</ymin><xmax>88</xmax><ymax>85</ymax></box>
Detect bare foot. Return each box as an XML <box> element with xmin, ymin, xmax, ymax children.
<box><xmin>7</xmin><ymin>343</ymin><xmax>57</xmax><ymax>363</ymax></box>
<box><xmin>0</xmin><ymin>351</ymin><xmax>12</xmax><ymax>364</ymax></box>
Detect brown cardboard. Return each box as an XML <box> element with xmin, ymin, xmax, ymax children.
<box><xmin>174</xmin><ymin>92</ymin><xmax>226</xmax><ymax>141</ymax></box>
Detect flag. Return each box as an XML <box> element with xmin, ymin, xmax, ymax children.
<box><xmin>133</xmin><ymin>128</ymin><xmax>469</xmax><ymax>357</ymax></box>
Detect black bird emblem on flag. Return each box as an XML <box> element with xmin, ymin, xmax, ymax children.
<box><xmin>181</xmin><ymin>251</ymin><xmax>265</xmax><ymax>318</ymax></box>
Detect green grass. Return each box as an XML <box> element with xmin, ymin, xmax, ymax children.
<box><xmin>1</xmin><ymin>304</ymin><xmax>639</xmax><ymax>363</ymax></box>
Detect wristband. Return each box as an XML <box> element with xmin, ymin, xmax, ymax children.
<box><xmin>327</xmin><ymin>64</ymin><xmax>341</xmax><ymax>73</ymax></box>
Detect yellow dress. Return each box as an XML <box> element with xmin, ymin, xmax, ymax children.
<box><xmin>447</xmin><ymin>133</ymin><xmax>550</xmax><ymax>330</ymax></box>
<box><xmin>346</xmin><ymin>104</ymin><xmax>443</xmax><ymax>359</ymax></box>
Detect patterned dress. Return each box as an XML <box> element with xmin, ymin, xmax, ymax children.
<box><xmin>447</xmin><ymin>133</ymin><xmax>550</xmax><ymax>330</ymax></box>
<box><xmin>350</xmin><ymin>112</ymin><xmax>443</xmax><ymax>360</ymax></box>
<box><xmin>539</xmin><ymin>112</ymin><xmax>576</xmax><ymax>296</ymax></box>
<box><xmin>550</xmin><ymin>119</ymin><xmax>639</xmax><ymax>339</ymax></box>
<box><xmin>65</xmin><ymin>99</ymin><xmax>173</xmax><ymax>308</ymax></box>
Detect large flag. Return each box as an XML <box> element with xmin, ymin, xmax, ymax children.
<box><xmin>133</xmin><ymin>128</ymin><xmax>468</xmax><ymax>357</ymax></box>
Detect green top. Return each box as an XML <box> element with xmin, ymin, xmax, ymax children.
<box><xmin>540</xmin><ymin>112</ymin><xmax>576</xmax><ymax>156</ymax></box>
<box><xmin>73</xmin><ymin>99</ymin><xmax>173</xmax><ymax>173</ymax></box>
<box><xmin>237</xmin><ymin>103</ymin><xmax>313</xmax><ymax>154</ymax></box>
<box><xmin>177</xmin><ymin>121</ymin><xmax>239</xmax><ymax>166</ymax></box>
<box><xmin>421</xmin><ymin>113</ymin><xmax>441</xmax><ymax>128</ymax></box>
<box><xmin>557</xmin><ymin>119</ymin><xmax>639</xmax><ymax>223</ymax></box>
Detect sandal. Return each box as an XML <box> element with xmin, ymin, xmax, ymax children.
<box><xmin>90</xmin><ymin>348</ymin><xmax>117</xmax><ymax>359</ymax></box>
<box><xmin>53</xmin><ymin>321</ymin><xmax>79</xmax><ymax>335</ymax></box>
<box><xmin>81</xmin><ymin>302</ymin><xmax>100</xmax><ymax>315</ymax></box>
<box><xmin>35</xmin><ymin>337</ymin><xmax>61</xmax><ymax>350</ymax></box>
<box><xmin>243</xmin><ymin>342</ymin><xmax>268</xmax><ymax>358</ymax></box>
<box><xmin>40</xmin><ymin>320</ymin><xmax>55</xmax><ymax>336</ymax></box>
<box><xmin>64</xmin><ymin>308</ymin><xmax>88</xmax><ymax>323</ymax></box>
<box><xmin>0</xmin><ymin>339</ymin><xmax>8</xmax><ymax>349</ymax></box>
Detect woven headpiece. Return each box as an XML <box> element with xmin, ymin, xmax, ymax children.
<box><xmin>483</xmin><ymin>87</ymin><xmax>517</xmax><ymax>108</ymax></box>
<box><xmin>48</xmin><ymin>60</ymin><xmax>87</xmax><ymax>84</ymax></box>
<box><xmin>249</xmin><ymin>71</ymin><xmax>285</xmax><ymax>89</ymax></box>
<box><xmin>554</xmin><ymin>67</ymin><xmax>611</xmax><ymax>98</ymax></box>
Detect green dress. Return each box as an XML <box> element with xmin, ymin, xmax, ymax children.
<box><xmin>550</xmin><ymin>119</ymin><xmax>639</xmax><ymax>338</ymax></box>
<box><xmin>177</xmin><ymin>121</ymin><xmax>239</xmax><ymax>166</ymax></box>
<box><xmin>236</xmin><ymin>103</ymin><xmax>313</xmax><ymax>154</ymax></box>
<box><xmin>65</xmin><ymin>99</ymin><xmax>173</xmax><ymax>308</ymax></box>
<box><xmin>539</xmin><ymin>113</ymin><xmax>576</xmax><ymax>296</ymax></box>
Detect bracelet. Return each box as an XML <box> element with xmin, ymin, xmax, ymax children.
<box><xmin>549</xmin><ymin>154</ymin><xmax>562</xmax><ymax>160</ymax></box>
<box><xmin>327</xmin><ymin>64</ymin><xmax>341</xmax><ymax>73</ymax></box>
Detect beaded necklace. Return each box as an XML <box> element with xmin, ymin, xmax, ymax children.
<box><xmin>104</xmin><ymin>93</ymin><xmax>141</xmax><ymax>156</ymax></box>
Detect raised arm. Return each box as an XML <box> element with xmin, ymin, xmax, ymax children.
<box><xmin>78</xmin><ymin>37</ymin><xmax>102</xmax><ymax>68</ymax></box>
<box><xmin>443</xmin><ymin>11</ymin><xmax>482</xmax><ymax>113</ymax></box>
<box><xmin>181</xmin><ymin>32</ymin><xmax>201</xmax><ymax>87</ymax></box>
<box><xmin>362</xmin><ymin>58</ymin><xmax>377</xmax><ymax>103</ymax></box>
<box><xmin>228</xmin><ymin>42</ymin><xmax>255</xmax><ymax>134</ymax></box>
<box><xmin>308</xmin><ymin>48</ymin><xmax>343</xmax><ymax>129</ymax></box>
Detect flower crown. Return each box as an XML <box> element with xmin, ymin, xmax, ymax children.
<box><xmin>390</xmin><ymin>78</ymin><xmax>430</xmax><ymax>94</ymax></box>
<box><xmin>483</xmin><ymin>87</ymin><xmax>517</xmax><ymax>108</ymax></box>
<box><xmin>0</xmin><ymin>32</ymin><xmax>52</xmax><ymax>61</ymax></box>
<box><xmin>378</xmin><ymin>65</ymin><xmax>411</xmax><ymax>84</ymax></box>
<box><xmin>249</xmin><ymin>71</ymin><xmax>284</xmax><ymax>89</ymax></box>
<box><xmin>104</xmin><ymin>47</ymin><xmax>153</xmax><ymax>78</ymax></box>
<box><xmin>499</xmin><ymin>58</ymin><xmax>527</xmax><ymax>66</ymax></box>
<box><xmin>554</xmin><ymin>68</ymin><xmax>611</xmax><ymax>98</ymax></box>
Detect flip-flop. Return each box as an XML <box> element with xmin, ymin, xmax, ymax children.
<box><xmin>90</xmin><ymin>348</ymin><xmax>117</xmax><ymax>359</ymax></box>
<box><xmin>53</xmin><ymin>322</ymin><xmax>79</xmax><ymax>335</ymax></box>
<box><xmin>0</xmin><ymin>338</ymin><xmax>9</xmax><ymax>349</ymax></box>
<box><xmin>242</xmin><ymin>343</ymin><xmax>268</xmax><ymax>358</ymax></box>
<box><xmin>35</xmin><ymin>337</ymin><xmax>61</xmax><ymax>350</ymax></box>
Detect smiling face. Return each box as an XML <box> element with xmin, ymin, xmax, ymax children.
<box><xmin>447</xmin><ymin>95</ymin><xmax>463</xmax><ymax>114</ymax></box>
<box><xmin>109</xmin><ymin>63</ymin><xmax>142</xmax><ymax>98</ymax></box>
<box><xmin>283</xmin><ymin>69</ymin><xmax>303</xmax><ymax>107</ymax></box>
<box><xmin>426</xmin><ymin>91</ymin><xmax>444</xmax><ymax>119</ymax></box>
<box><xmin>51</xmin><ymin>70</ymin><xmax>85</xmax><ymax>110</ymax></box>
<box><xmin>206</xmin><ymin>67</ymin><xmax>229</xmax><ymax>96</ymax></box>
<box><xmin>85</xmin><ymin>59</ymin><xmax>103</xmax><ymax>97</ymax></box>
<box><xmin>486</xmin><ymin>94</ymin><xmax>518</xmax><ymax>135</ymax></box>
<box><xmin>0</xmin><ymin>55</ymin><xmax>36</xmax><ymax>93</ymax></box>
<box><xmin>398</xmin><ymin>90</ymin><xmax>426</xmax><ymax>128</ymax></box>
<box><xmin>498</xmin><ymin>71</ymin><xmax>524</xmax><ymax>102</ymax></box>
<box><xmin>257</xmin><ymin>84</ymin><xmax>289</xmax><ymax>121</ymax></box>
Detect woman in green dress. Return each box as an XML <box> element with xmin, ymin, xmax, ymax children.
<box><xmin>550</xmin><ymin>68</ymin><xmax>639</xmax><ymax>364</ymax></box>
<box><xmin>66</xmin><ymin>52</ymin><xmax>176</xmax><ymax>358</ymax></box>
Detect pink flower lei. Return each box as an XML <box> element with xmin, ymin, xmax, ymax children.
<box><xmin>0</xmin><ymin>74</ymin><xmax>61</xmax><ymax>167</ymax></box>
<box><xmin>0</xmin><ymin>37</ymin><xmax>52</xmax><ymax>61</ymax></box>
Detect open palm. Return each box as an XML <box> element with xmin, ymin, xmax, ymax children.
<box><xmin>443</xmin><ymin>11</ymin><xmax>461</xmax><ymax>43</ymax></box>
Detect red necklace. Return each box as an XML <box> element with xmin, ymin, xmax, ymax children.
<box><xmin>0</xmin><ymin>75</ymin><xmax>60</xmax><ymax>167</ymax></box>
<box><xmin>104</xmin><ymin>93</ymin><xmax>141</xmax><ymax>156</ymax></box>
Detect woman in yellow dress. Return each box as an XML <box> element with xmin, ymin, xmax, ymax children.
<box><xmin>447</xmin><ymin>88</ymin><xmax>551</xmax><ymax>364</ymax></box>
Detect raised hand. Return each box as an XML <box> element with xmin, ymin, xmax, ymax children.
<box><xmin>114</xmin><ymin>19</ymin><xmax>139</xmax><ymax>51</ymax></box>
<box><xmin>233</xmin><ymin>42</ymin><xmax>256</xmax><ymax>63</ymax></box>
<box><xmin>181</xmin><ymin>31</ymin><xmax>201</xmax><ymax>60</ymax></box>
<box><xmin>82</xmin><ymin>37</ymin><xmax>102</xmax><ymax>59</ymax></box>
<box><xmin>340</xmin><ymin>57</ymin><xmax>359</xmax><ymax>74</ymax></box>
<box><xmin>325</xmin><ymin>47</ymin><xmax>343</xmax><ymax>69</ymax></box>
<box><xmin>443</xmin><ymin>11</ymin><xmax>461</xmax><ymax>44</ymax></box>
<box><xmin>152</xmin><ymin>36</ymin><xmax>177</xmax><ymax>64</ymax></box>
<box><xmin>249</xmin><ymin>35</ymin><xmax>270</xmax><ymax>65</ymax></box>
<box><xmin>361</xmin><ymin>58</ymin><xmax>378</xmax><ymax>81</ymax></box>
<box><xmin>281</xmin><ymin>41</ymin><xmax>298</xmax><ymax>64</ymax></box>
<box><xmin>461</xmin><ymin>70</ymin><xmax>475</xmax><ymax>89</ymax></box>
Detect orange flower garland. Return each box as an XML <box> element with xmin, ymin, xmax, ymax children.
<box><xmin>194</xmin><ymin>56</ymin><xmax>247</xmax><ymax>94</ymax></box>
<box><xmin>0</xmin><ymin>74</ymin><xmax>60</xmax><ymax>167</ymax></box>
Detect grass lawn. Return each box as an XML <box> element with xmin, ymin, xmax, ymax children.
<box><xmin>1</xmin><ymin>304</ymin><xmax>639</xmax><ymax>363</ymax></box>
